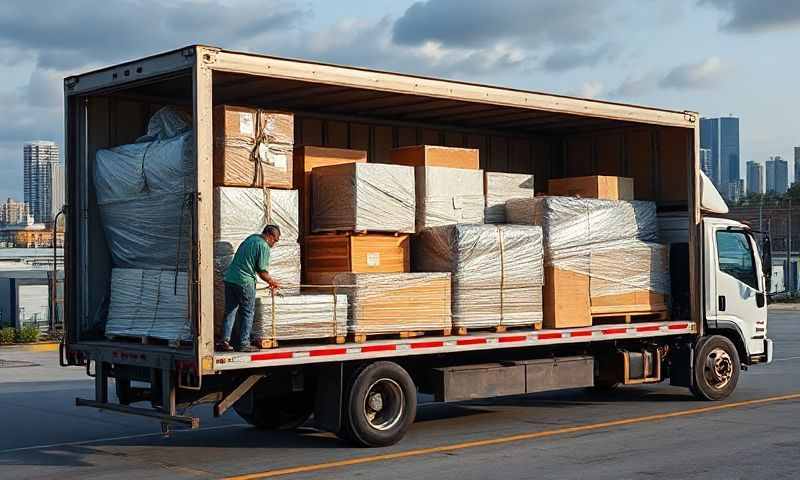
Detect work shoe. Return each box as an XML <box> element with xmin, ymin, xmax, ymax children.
<box><xmin>237</xmin><ymin>345</ymin><xmax>259</xmax><ymax>353</ymax></box>
<box><xmin>216</xmin><ymin>341</ymin><xmax>234</xmax><ymax>352</ymax></box>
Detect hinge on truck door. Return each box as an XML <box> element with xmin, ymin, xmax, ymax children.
<box><xmin>684</xmin><ymin>111</ymin><xmax>698</xmax><ymax>123</ymax></box>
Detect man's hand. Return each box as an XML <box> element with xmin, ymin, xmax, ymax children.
<box><xmin>258</xmin><ymin>271</ymin><xmax>280</xmax><ymax>291</ymax></box>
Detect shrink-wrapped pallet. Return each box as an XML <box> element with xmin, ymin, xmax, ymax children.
<box><xmin>312</xmin><ymin>163</ymin><xmax>415</xmax><ymax>233</ymax></box>
<box><xmin>252</xmin><ymin>292</ymin><xmax>348</xmax><ymax>343</ymax></box>
<box><xmin>506</xmin><ymin>196</ymin><xmax>667</xmax><ymax>328</ymax></box>
<box><xmin>213</xmin><ymin>241</ymin><xmax>302</xmax><ymax>329</ymax></box>
<box><xmin>213</xmin><ymin>105</ymin><xmax>293</xmax><ymax>189</ymax></box>
<box><xmin>414</xmin><ymin>224</ymin><xmax>544</xmax><ymax>329</ymax></box>
<box><xmin>105</xmin><ymin>268</ymin><xmax>190</xmax><ymax>343</ymax></box>
<box><xmin>334</xmin><ymin>272</ymin><xmax>452</xmax><ymax>336</ymax></box>
<box><xmin>95</xmin><ymin>107</ymin><xmax>194</xmax><ymax>270</ymax></box>
<box><xmin>484</xmin><ymin>172</ymin><xmax>534</xmax><ymax>224</ymax></box>
<box><xmin>214</xmin><ymin>187</ymin><xmax>299</xmax><ymax>242</ymax></box>
<box><xmin>416</xmin><ymin>166</ymin><xmax>484</xmax><ymax>231</ymax></box>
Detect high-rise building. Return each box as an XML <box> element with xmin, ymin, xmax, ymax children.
<box><xmin>699</xmin><ymin>148</ymin><xmax>714</xmax><ymax>180</ymax></box>
<box><xmin>23</xmin><ymin>141</ymin><xmax>60</xmax><ymax>223</ymax></box>
<box><xmin>794</xmin><ymin>146</ymin><xmax>800</xmax><ymax>186</ymax></box>
<box><xmin>766</xmin><ymin>156</ymin><xmax>789</xmax><ymax>194</ymax></box>
<box><xmin>727</xmin><ymin>179</ymin><xmax>744</xmax><ymax>203</ymax></box>
<box><xmin>700</xmin><ymin>116</ymin><xmax>740</xmax><ymax>196</ymax></box>
<box><xmin>0</xmin><ymin>198</ymin><xmax>32</xmax><ymax>226</ymax></box>
<box><xmin>746</xmin><ymin>161</ymin><xmax>764</xmax><ymax>195</ymax></box>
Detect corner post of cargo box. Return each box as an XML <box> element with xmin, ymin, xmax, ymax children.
<box><xmin>194</xmin><ymin>46</ymin><xmax>217</xmax><ymax>376</ymax></box>
<box><xmin>687</xmin><ymin>111</ymin><xmax>703</xmax><ymax>338</ymax></box>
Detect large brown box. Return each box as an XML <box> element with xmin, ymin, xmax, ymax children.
<box><xmin>391</xmin><ymin>145</ymin><xmax>479</xmax><ymax>170</ymax></box>
<box><xmin>213</xmin><ymin>105</ymin><xmax>294</xmax><ymax>189</ymax></box>
<box><xmin>548</xmin><ymin>175</ymin><xmax>634</xmax><ymax>201</ymax></box>
<box><xmin>293</xmin><ymin>146</ymin><xmax>367</xmax><ymax>236</ymax></box>
<box><xmin>543</xmin><ymin>267</ymin><xmax>591</xmax><ymax>329</ymax></box>
<box><xmin>304</xmin><ymin>233</ymin><xmax>410</xmax><ymax>285</ymax></box>
<box><xmin>335</xmin><ymin>272</ymin><xmax>452</xmax><ymax>335</ymax></box>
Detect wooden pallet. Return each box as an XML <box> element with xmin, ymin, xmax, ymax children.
<box><xmin>351</xmin><ymin>328</ymin><xmax>452</xmax><ymax>344</ymax></box>
<box><xmin>454</xmin><ymin>323</ymin><xmax>542</xmax><ymax>336</ymax></box>
<box><xmin>591</xmin><ymin>310</ymin><xmax>669</xmax><ymax>325</ymax></box>
<box><xmin>253</xmin><ymin>335</ymin><xmax>346</xmax><ymax>349</ymax></box>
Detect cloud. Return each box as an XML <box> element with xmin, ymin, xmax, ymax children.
<box><xmin>659</xmin><ymin>56</ymin><xmax>725</xmax><ymax>89</ymax></box>
<box><xmin>393</xmin><ymin>0</ymin><xmax>614</xmax><ymax>48</ymax></box>
<box><xmin>541</xmin><ymin>44</ymin><xmax>617</xmax><ymax>72</ymax></box>
<box><xmin>573</xmin><ymin>81</ymin><xmax>604</xmax><ymax>99</ymax></box>
<box><xmin>608</xmin><ymin>73</ymin><xmax>660</xmax><ymax>98</ymax></box>
<box><xmin>701</xmin><ymin>0</ymin><xmax>800</xmax><ymax>33</ymax></box>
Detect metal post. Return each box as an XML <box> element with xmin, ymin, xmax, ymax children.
<box><xmin>789</xmin><ymin>199</ymin><xmax>793</xmax><ymax>292</ymax></box>
<box><xmin>51</xmin><ymin>208</ymin><xmax>64</xmax><ymax>334</ymax></box>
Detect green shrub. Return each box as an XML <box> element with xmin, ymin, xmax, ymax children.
<box><xmin>0</xmin><ymin>327</ymin><xmax>14</xmax><ymax>344</ymax></box>
<box><xmin>16</xmin><ymin>324</ymin><xmax>40</xmax><ymax>343</ymax></box>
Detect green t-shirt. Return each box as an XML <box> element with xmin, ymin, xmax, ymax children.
<box><xmin>223</xmin><ymin>234</ymin><xmax>271</xmax><ymax>286</ymax></box>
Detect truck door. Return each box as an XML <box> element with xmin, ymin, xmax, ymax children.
<box><xmin>705</xmin><ymin>221</ymin><xmax>767</xmax><ymax>357</ymax></box>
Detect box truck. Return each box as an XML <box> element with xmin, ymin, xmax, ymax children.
<box><xmin>61</xmin><ymin>45</ymin><xmax>773</xmax><ymax>447</ymax></box>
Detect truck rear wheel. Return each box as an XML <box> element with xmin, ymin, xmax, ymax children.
<box><xmin>690</xmin><ymin>335</ymin><xmax>740</xmax><ymax>401</ymax></box>
<box><xmin>234</xmin><ymin>392</ymin><xmax>313</xmax><ymax>430</ymax></box>
<box><xmin>338</xmin><ymin>361</ymin><xmax>417</xmax><ymax>447</ymax></box>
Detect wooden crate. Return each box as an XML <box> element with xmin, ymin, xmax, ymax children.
<box><xmin>213</xmin><ymin>105</ymin><xmax>293</xmax><ymax>189</ymax></box>
<box><xmin>293</xmin><ymin>146</ymin><xmax>367</xmax><ymax>236</ymax></box>
<box><xmin>542</xmin><ymin>267</ymin><xmax>591</xmax><ymax>329</ymax></box>
<box><xmin>304</xmin><ymin>233</ymin><xmax>410</xmax><ymax>285</ymax></box>
<box><xmin>548</xmin><ymin>175</ymin><xmax>634</xmax><ymax>200</ymax></box>
<box><xmin>391</xmin><ymin>145</ymin><xmax>479</xmax><ymax>169</ymax></box>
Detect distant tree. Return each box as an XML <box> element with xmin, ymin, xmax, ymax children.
<box><xmin>786</xmin><ymin>183</ymin><xmax>800</xmax><ymax>203</ymax></box>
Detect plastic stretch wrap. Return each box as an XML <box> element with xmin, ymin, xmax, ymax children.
<box><xmin>506</xmin><ymin>196</ymin><xmax>667</xmax><ymax>297</ymax></box>
<box><xmin>213</xmin><ymin>106</ymin><xmax>293</xmax><ymax>189</ymax></box>
<box><xmin>252</xmin><ymin>292</ymin><xmax>348</xmax><ymax>341</ymax></box>
<box><xmin>334</xmin><ymin>273</ymin><xmax>452</xmax><ymax>334</ymax></box>
<box><xmin>105</xmin><ymin>268</ymin><xmax>190</xmax><ymax>342</ymax></box>
<box><xmin>484</xmin><ymin>172</ymin><xmax>534</xmax><ymax>224</ymax></box>
<box><xmin>95</xmin><ymin>107</ymin><xmax>194</xmax><ymax>270</ymax></box>
<box><xmin>414</xmin><ymin>224</ymin><xmax>544</xmax><ymax>328</ymax></box>
<box><xmin>312</xmin><ymin>163</ymin><xmax>415</xmax><ymax>233</ymax></box>
<box><xmin>214</xmin><ymin>187</ymin><xmax>299</xmax><ymax>242</ymax></box>
<box><xmin>416</xmin><ymin>166</ymin><xmax>484</xmax><ymax>231</ymax></box>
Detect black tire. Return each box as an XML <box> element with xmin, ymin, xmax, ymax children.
<box><xmin>690</xmin><ymin>335</ymin><xmax>740</xmax><ymax>401</ymax></box>
<box><xmin>234</xmin><ymin>392</ymin><xmax>313</xmax><ymax>430</ymax></box>
<box><xmin>338</xmin><ymin>361</ymin><xmax>417</xmax><ymax>447</ymax></box>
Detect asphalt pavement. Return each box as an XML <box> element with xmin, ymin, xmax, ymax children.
<box><xmin>0</xmin><ymin>310</ymin><xmax>798</xmax><ymax>480</ymax></box>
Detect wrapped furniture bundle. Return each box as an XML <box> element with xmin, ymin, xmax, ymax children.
<box><xmin>105</xmin><ymin>268</ymin><xmax>190</xmax><ymax>343</ymax></box>
<box><xmin>214</xmin><ymin>187</ymin><xmax>299</xmax><ymax>242</ymax></box>
<box><xmin>213</xmin><ymin>105</ymin><xmax>293</xmax><ymax>189</ymax></box>
<box><xmin>484</xmin><ymin>172</ymin><xmax>534</xmax><ymax>224</ymax></box>
<box><xmin>415</xmin><ymin>166</ymin><xmax>484</xmax><ymax>231</ymax></box>
<box><xmin>312</xmin><ymin>163</ymin><xmax>416</xmax><ymax>233</ymax></box>
<box><xmin>506</xmin><ymin>196</ymin><xmax>668</xmax><ymax>328</ymax></box>
<box><xmin>333</xmin><ymin>272</ymin><xmax>452</xmax><ymax>338</ymax></box>
<box><xmin>414</xmin><ymin>224</ymin><xmax>544</xmax><ymax>330</ymax></box>
<box><xmin>252</xmin><ymin>292</ymin><xmax>348</xmax><ymax>345</ymax></box>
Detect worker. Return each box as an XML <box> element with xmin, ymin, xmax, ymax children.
<box><xmin>217</xmin><ymin>224</ymin><xmax>282</xmax><ymax>352</ymax></box>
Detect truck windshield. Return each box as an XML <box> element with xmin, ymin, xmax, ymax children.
<box><xmin>716</xmin><ymin>230</ymin><xmax>758</xmax><ymax>290</ymax></box>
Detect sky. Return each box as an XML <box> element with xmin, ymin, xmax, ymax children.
<box><xmin>1</xmin><ymin>0</ymin><xmax>799</xmax><ymax>199</ymax></box>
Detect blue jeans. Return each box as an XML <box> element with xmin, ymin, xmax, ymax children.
<box><xmin>222</xmin><ymin>281</ymin><xmax>256</xmax><ymax>348</ymax></box>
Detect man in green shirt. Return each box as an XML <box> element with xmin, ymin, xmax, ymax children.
<box><xmin>217</xmin><ymin>225</ymin><xmax>282</xmax><ymax>352</ymax></box>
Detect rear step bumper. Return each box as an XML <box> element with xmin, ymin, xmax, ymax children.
<box><xmin>76</xmin><ymin>397</ymin><xmax>200</xmax><ymax>429</ymax></box>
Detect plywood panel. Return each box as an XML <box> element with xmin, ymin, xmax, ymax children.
<box><xmin>543</xmin><ymin>267</ymin><xmax>591</xmax><ymax>329</ymax></box>
<box><xmin>595</xmin><ymin>133</ymin><xmax>623</xmax><ymax>176</ymax></box>
<box><xmin>373</xmin><ymin>125</ymin><xmax>393</xmax><ymax>164</ymax></box>
<box><xmin>325</xmin><ymin>120</ymin><xmax>348</xmax><ymax>148</ymax></box>
<box><xmin>489</xmin><ymin>136</ymin><xmax>509</xmax><ymax>171</ymax></box>
<box><xmin>564</xmin><ymin>135</ymin><xmax>593</xmax><ymax>177</ymax></box>
<box><xmin>658</xmin><ymin>126</ymin><xmax>689</xmax><ymax>203</ymax></box>
<box><xmin>466</xmin><ymin>134</ymin><xmax>488</xmax><ymax>169</ymax></box>
<box><xmin>390</xmin><ymin>145</ymin><xmax>479</xmax><ymax>169</ymax></box>
<box><xmin>626</xmin><ymin>129</ymin><xmax>655</xmax><ymax>200</ymax></box>
<box><xmin>509</xmin><ymin>138</ymin><xmax>531</xmax><ymax>174</ymax></box>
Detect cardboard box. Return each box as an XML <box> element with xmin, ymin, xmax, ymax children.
<box><xmin>548</xmin><ymin>175</ymin><xmax>634</xmax><ymax>200</ymax></box>
<box><xmin>304</xmin><ymin>233</ymin><xmax>410</xmax><ymax>285</ymax></box>
<box><xmin>213</xmin><ymin>105</ymin><xmax>294</xmax><ymax>189</ymax></box>
<box><xmin>293</xmin><ymin>146</ymin><xmax>367</xmax><ymax>236</ymax></box>
<box><xmin>335</xmin><ymin>272</ymin><xmax>452</xmax><ymax>336</ymax></box>
<box><xmin>484</xmin><ymin>172</ymin><xmax>535</xmax><ymax>224</ymax></box>
<box><xmin>415</xmin><ymin>166</ymin><xmax>484</xmax><ymax>231</ymax></box>
<box><xmin>542</xmin><ymin>267</ymin><xmax>591</xmax><ymax>329</ymax></box>
<box><xmin>312</xmin><ymin>163</ymin><xmax>416</xmax><ymax>233</ymax></box>
<box><xmin>391</xmin><ymin>145</ymin><xmax>479</xmax><ymax>169</ymax></box>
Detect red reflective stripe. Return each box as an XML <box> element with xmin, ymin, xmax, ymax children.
<box><xmin>637</xmin><ymin>325</ymin><xmax>660</xmax><ymax>333</ymax></box>
<box><xmin>602</xmin><ymin>328</ymin><xmax>627</xmax><ymax>335</ymax></box>
<box><xmin>361</xmin><ymin>344</ymin><xmax>396</xmax><ymax>353</ymax></box>
<box><xmin>499</xmin><ymin>335</ymin><xmax>527</xmax><ymax>343</ymax></box>
<box><xmin>457</xmin><ymin>338</ymin><xmax>487</xmax><ymax>346</ymax></box>
<box><xmin>668</xmin><ymin>323</ymin><xmax>689</xmax><ymax>330</ymax></box>
<box><xmin>251</xmin><ymin>351</ymin><xmax>293</xmax><ymax>361</ymax></box>
<box><xmin>538</xmin><ymin>332</ymin><xmax>562</xmax><ymax>340</ymax></box>
<box><xmin>411</xmin><ymin>341</ymin><xmax>444</xmax><ymax>349</ymax></box>
<box><xmin>570</xmin><ymin>330</ymin><xmax>593</xmax><ymax>337</ymax></box>
<box><xmin>310</xmin><ymin>348</ymin><xmax>347</xmax><ymax>357</ymax></box>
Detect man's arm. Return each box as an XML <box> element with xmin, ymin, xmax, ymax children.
<box><xmin>257</xmin><ymin>270</ymin><xmax>280</xmax><ymax>290</ymax></box>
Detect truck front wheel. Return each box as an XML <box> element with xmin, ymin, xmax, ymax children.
<box><xmin>339</xmin><ymin>361</ymin><xmax>417</xmax><ymax>447</ymax></box>
<box><xmin>690</xmin><ymin>335</ymin><xmax>740</xmax><ymax>401</ymax></box>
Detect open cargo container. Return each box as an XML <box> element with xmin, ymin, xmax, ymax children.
<box><xmin>62</xmin><ymin>45</ymin><xmax>772</xmax><ymax>446</ymax></box>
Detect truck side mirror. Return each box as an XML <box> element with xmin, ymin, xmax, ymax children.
<box><xmin>762</xmin><ymin>234</ymin><xmax>772</xmax><ymax>293</ymax></box>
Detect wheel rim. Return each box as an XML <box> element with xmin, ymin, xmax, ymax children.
<box><xmin>703</xmin><ymin>347</ymin><xmax>734</xmax><ymax>390</ymax></box>
<box><xmin>363</xmin><ymin>378</ymin><xmax>404</xmax><ymax>431</ymax></box>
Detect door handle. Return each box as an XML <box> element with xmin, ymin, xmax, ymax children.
<box><xmin>718</xmin><ymin>295</ymin><xmax>726</xmax><ymax>311</ymax></box>
<box><xmin>756</xmin><ymin>292</ymin><xmax>765</xmax><ymax>308</ymax></box>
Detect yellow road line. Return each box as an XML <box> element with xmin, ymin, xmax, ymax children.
<box><xmin>224</xmin><ymin>392</ymin><xmax>800</xmax><ymax>480</ymax></box>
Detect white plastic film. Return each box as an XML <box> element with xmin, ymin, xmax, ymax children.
<box><xmin>214</xmin><ymin>187</ymin><xmax>299</xmax><ymax>243</ymax></box>
<box><xmin>484</xmin><ymin>172</ymin><xmax>534</xmax><ymax>224</ymax></box>
<box><xmin>415</xmin><ymin>166</ymin><xmax>485</xmax><ymax>231</ymax></box>
<box><xmin>252</xmin><ymin>292</ymin><xmax>348</xmax><ymax>341</ymax></box>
